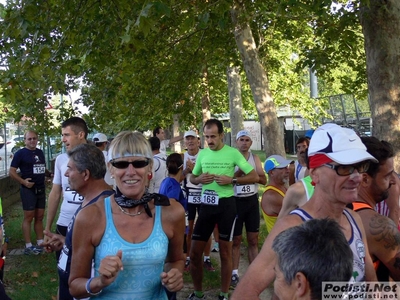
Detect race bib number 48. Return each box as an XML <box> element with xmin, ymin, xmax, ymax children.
<box><xmin>202</xmin><ymin>190</ymin><xmax>219</xmax><ymax>206</ymax></box>
<box><xmin>235</xmin><ymin>184</ymin><xmax>255</xmax><ymax>196</ymax></box>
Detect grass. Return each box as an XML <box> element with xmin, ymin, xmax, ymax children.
<box><xmin>4</xmin><ymin>203</ymin><xmax>270</xmax><ymax>299</ymax></box>
<box><xmin>3</xmin><ymin>196</ymin><xmax>58</xmax><ymax>300</ymax></box>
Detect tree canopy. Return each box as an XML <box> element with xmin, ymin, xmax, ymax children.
<box><xmin>0</xmin><ymin>1</ymin><xmax>370</xmax><ymax>138</ymax></box>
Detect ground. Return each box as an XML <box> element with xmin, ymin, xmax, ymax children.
<box><xmin>176</xmin><ymin>243</ymin><xmax>273</xmax><ymax>299</ymax></box>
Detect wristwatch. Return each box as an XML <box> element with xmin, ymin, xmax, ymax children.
<box><xmin>232</xmin><ymin>178</ymin><xmax>238</xmax><ymax>185</ymax></box>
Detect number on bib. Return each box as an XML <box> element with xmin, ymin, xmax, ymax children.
<box><xmin>235</xmin><ymin>184</ymin><xmax>255</xmax><ymax>196</ymax></box>
<box><xmin>201</xmin><ymin>190</ymin><xmax>219</xmax><ymax>206</ymax></box>
<box><xmin>188</xmin><ymin>191</ymin><xmax>202</xmax><ymax>204</ymax></box>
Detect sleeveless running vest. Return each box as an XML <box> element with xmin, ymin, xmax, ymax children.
<box><xmin>94</xmin><ymin>197</ymin><xmax>169</xmax><ymax>299</ymax></box>
<box><xmin>352</xmin><ymin>201</ymin><xmax>389</xmax><ymax>281</ymax></box>
<box><xmin>294</xmin><ymin>160</ymin><xmax>307</xmax><ymax>182</ymax></box>
<box><xmin>234</xmin><ymin>152</ymin><xmax>258</xmax><ymax>198</ymax></box>
<box><xmin>58</xmin><ymin>190</ymin><xmax>114</xmax><ymax>275</ymax></box>
<box><xmin>375</xmin><ymin>200</ymin><xmax>389</xmax><ymax>217</ymax></box>
<box><xmin>261</xmin><ymin>186</ymin><xmax>285</xmax><ymax>233</ymax></box>
<box><xmin>183</xmin><ymin>151</ymin><xmax>202</xmax><ymax>205</ymax></box>
<box><xmin>290</xmin><ymin>208</ymin><xmax>366</xmax><ymax>282</ymax></box>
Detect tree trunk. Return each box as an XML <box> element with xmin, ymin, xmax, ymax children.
<box><xmin>231</xmin><ymin>3</ymin><xmax>285</xmax><ymax>157</ymax></box>
<box><xmin>227</xmin><ymin>66</ymin><xmax>244</xmax><ymax>146</ymax></box>
<box><xmin>172</xmin><ymin>114</ymin><xmax>181</xmax><ymax>153</ymax></box>
<box><xmin>201</xmin><ymin>65</ymin><xmax>211</xmax><ymax>148</ymax></box>
<box><xmin>360</xmin><ymin>0</ymin><xmax>400</xmax><ymax>172</ymax></box>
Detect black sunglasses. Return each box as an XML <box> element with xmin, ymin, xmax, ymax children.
<box><xmin>110</xmin><ymin>158</ymin><xmax>150</xmax><ymax>169</ymax></box>
<box><xmin>323</xmin><ymin>161</ymin><xmax>370</xmax><ymax>176</ymax></box>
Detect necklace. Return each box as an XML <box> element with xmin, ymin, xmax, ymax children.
<box><xmin>118</xmin><ymin>205</ymin><xmax>144</xmax><ymax>217</ymax></box>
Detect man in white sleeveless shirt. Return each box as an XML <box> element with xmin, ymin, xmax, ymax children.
<box><xmin>230</xmin><ymin>130</ymin><xmax>266</xmax><ymax>289</ymax></box>
<box><xmin>232</xmin><ymin>123</ymin><xmax>378</xmax><ymax>299</ymax></box>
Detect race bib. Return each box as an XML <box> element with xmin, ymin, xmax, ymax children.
<box><xmin>57</xmin><ymin>246</ymin><xmax>68</xmax><ymax>272</ymax></box>
<box><xmin>235</xmin><ymin>184</ymin><xmax>255</xmax><ymax>196</ymax></box>
<box><xmin>188</xmin><ymin>191</ymin><xmax>202</xmax><ymax>204</ymax></box>
<box><xmin>33</xmin><ymin>164</ymin><xmax>45</xmax><ymax>174</ymax></box>
<box><xmin>201</xmin><ymin>190</ymin><xmax>219</xmax><ymax>206</ymax></box>
<box><xmin>65</xmin><ymin>186</ymin><xmax>84</xmax><ymax>204</ymax></box>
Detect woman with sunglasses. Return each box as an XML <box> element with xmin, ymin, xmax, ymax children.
<box><xmin>68</xmin><ymin>131</ymin><xmax>185</xmax><ymax>299</ymax></box>
<box><xmin>159</xmin><ymin>153</ymin><xmax>188</xmax><ymax>300</ymax></box>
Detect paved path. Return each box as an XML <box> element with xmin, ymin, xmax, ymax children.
<box><xmin>8</xmin><ymin>248</ymin><xmax>24</xmax><ymax>255</ymax></box>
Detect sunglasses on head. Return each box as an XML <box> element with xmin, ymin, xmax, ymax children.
<box><xmin>323</xmin><ymin>161</ymin><xmax>370</xmax><ymax>176</ymax></box>
<box><xmin>110</xmin><ymin>158</ymin><xmax>150</xmax><ymax>169</ymax></box>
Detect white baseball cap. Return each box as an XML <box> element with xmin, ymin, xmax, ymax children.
<box><xmin>184</xmin><ymin>130</ymin><xmax>197</xmax><ymax>138</ymax></box>
<box><xmin>308</xmin><ymin>123</ymin><xmax>378</xmax><ymax>165</ymax></box>
<box><xmin>92</xmin><ymin>133</ymin><xmax>108</xmax><ymax>143</ymax></box>
<box><xmin>236</xmin><ymin>130</ymin><xmax>252</xmax><ymax>141</ymax></box>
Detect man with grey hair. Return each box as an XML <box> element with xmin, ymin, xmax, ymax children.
<box><xmin>261</xmin><ymin>154</ymin><xmax>293</xmax><ymax>233</ymax></box>
<box><xmin>232</xmin><ymin>123</ymin><xmax>378</xmax><ymax>299</ymax></box>
<box><xmin>272</xmin><ymin>218</ymin><xmax>353</xmax><ymax>300</ymax></box>
<box><xmin>43</xmin><ymin>144</ymin><xmax>114</xmax><ymax>300</ymax></box>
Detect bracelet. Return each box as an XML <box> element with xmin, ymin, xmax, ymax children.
<box><xmin>85</xmin><ymin>277</ymin><xmax>102</xmax><ymax>296</ymax></box>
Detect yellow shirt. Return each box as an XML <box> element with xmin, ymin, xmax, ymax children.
<box><xmin>261</xmin><ymin>186</ymin><xmax>285</xmax><ymax>233</ymax></box>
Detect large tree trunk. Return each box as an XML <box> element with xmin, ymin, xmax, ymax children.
<box><xmin>231</xmin><ymin>3</ymin><xmax>285</xmax><ymax>157</ymax></box>
<box><xmin>360</xmin><ymin>0</ymin><xmax>400</xmax><ymax>171</ymax></box>
<box><xmin>227</xmin><ymin>66</ymin><xmax>244</xmax><ymax>146</ymax></box>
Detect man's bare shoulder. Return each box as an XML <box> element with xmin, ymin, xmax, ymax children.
<box><xmin>267</xmin><ymin>213</ymin><xmax>304</xmax><ymax>241</ymax></box>
<box><xmin>358</xmin><ymin>208</ymin><xmax>399</xmax><ymax>241</ymax></box>
<box><xmin>262</xmin><ymin>188</ymin><xmax>284</xmax><ymax>204</ymax></box>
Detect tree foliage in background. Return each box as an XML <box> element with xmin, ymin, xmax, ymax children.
<box><xmin>0</xmin><ymin>0</ymin><xmax>383</xmax><ymax>151</ymax></box>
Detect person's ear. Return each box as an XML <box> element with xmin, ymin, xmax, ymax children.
<box><xmin>83</xmin><ymin>169</ymin><xmax>90</xmax><ymax>181</ymax></box>
<box><xmin>309</xmin><ymin>168</ymin><xmax>318</xmax><ymax>185</ymax></box>
<box><xmin>78</xmin><ymin>131</ymin><xmax>85</xmax><ymax>140</ymax></box>
<box><xmin>361</xmin><ymin>173</ymin><xmax>370</xmax><ymax>186</ymax></box>
<box><xmin>293</xmin><ymin>272</ymin><xmax>309</xmax><ymax>298</ymax></box>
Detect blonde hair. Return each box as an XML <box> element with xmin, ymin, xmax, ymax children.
<box><xmin>108</xmin><ymin>131</ymin><xmax>153</xmax><ymax>166</ymax></box>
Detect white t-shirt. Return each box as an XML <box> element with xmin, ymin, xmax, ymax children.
<box><xmin>149</xmin><ymin>153</ymin><xmax>167</xmax><ymax>193</ymax></box>
<box><xmin>159</xmin><ymin>139</ymin><xmax>170</xmax><ymax>155</ymax></box>
<box><xmin>53</xmin><ymin>153</ymin><xmax>84</xmax><ymax>227</ymax></box>
<box><xmin>102</xmin><ymin>150</ymin><xmax>114</xmax><ymax>187</ymax></box>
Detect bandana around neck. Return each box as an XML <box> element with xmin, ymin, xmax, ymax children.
<box><xmin>114</xmin><ymin>187</ymin><xmax>170</xmax><ymax>217</ymax></box>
